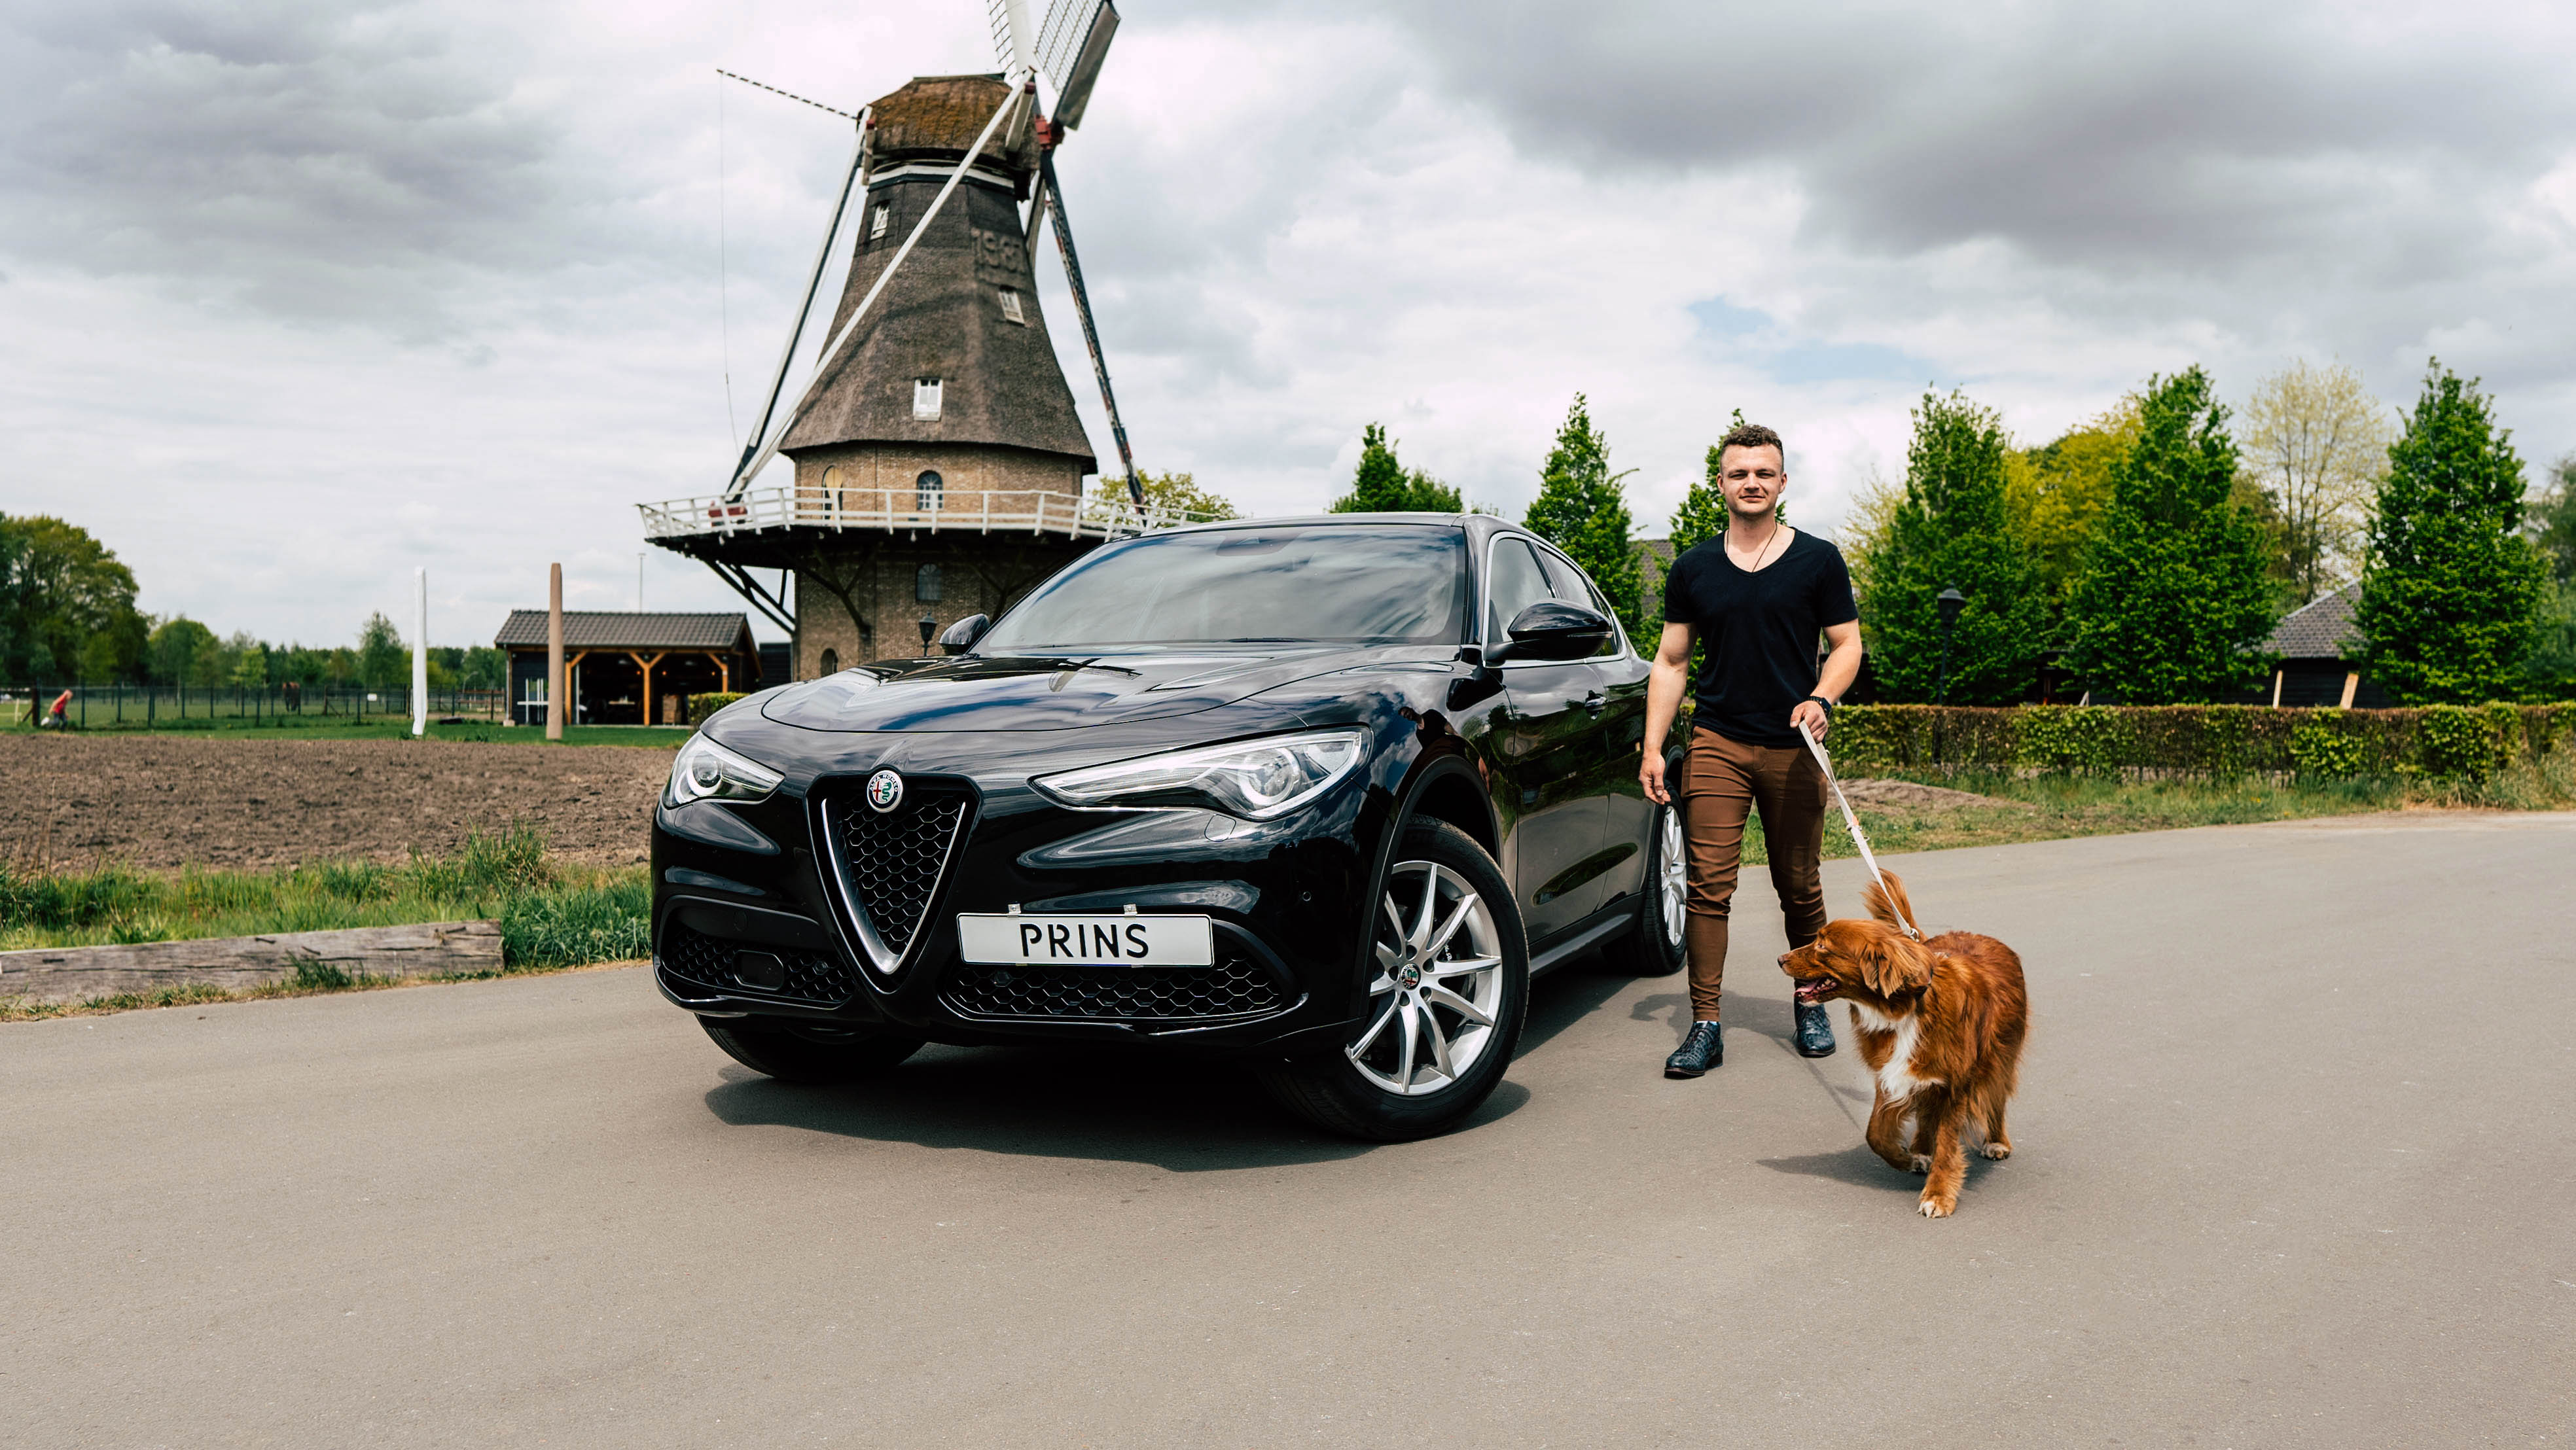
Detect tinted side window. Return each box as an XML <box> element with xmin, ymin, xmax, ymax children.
<box><xmin>1537</xmin><ymin>549</ymin><xmax>1624</xmax><ymax>657</ymax></box>
<box><xmin>1485</xmin><ymin>538</ymin><xmax>1554</xmax><ymax>645</ymax></box>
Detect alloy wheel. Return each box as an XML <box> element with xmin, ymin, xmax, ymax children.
<box><xmin>1658</xmin><ymin>805</ymin><xmax>1687</xmax><ymax>951</ymax></box>
<box><xmin>1348</xmin><ymin>859</ymin><xmax>1505</xmax><ymax>1096</ymax></box>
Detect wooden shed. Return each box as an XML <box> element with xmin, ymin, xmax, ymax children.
<box><xmin>493</xmin><ymin>611</ymin><xmax>760</xmax><ymax>726</ymax></box>
<box><xmin>2263</xmin><ymin>584</ymin><xmax>2393</xmax><ymax>708</ymax></box>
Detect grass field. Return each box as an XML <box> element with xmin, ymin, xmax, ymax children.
<box><xmin>0</xmin><ymin>827</ymin><xmax>649</xmax><ymax>1019</ymax></box>
<box><xmin>1</xmin><ymin>715</ymin><xmax>685</xmax><ymax>747</ymax></box>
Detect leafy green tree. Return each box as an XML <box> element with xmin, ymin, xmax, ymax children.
<box><xmin>2003</xmin><ymin>400</ymin><xmax>2139</xmax><ymax>601</ymax></box>
<box><xmin>226</xmin><ymin>632</ymin><xmax>270</xmax><ymax>689</ymax></box>
<box><xmin>1861</xmin><ymin>391</ymin><xmax>2051</xmax><ymax>703</ymax></box>
<box><xmin>357</xmin><ymin>612</ymin><xmax>407</xmax><ymax>690</ymax></box>
<box><xmin>2526</xmin><ymin>453</ymin><xmax>2576</xmax><ymax>585</ymax></box>
<box><xmin>2524</xmin><ymin>456</ymin><xmax>2576</xmax><ymax>698</ymax></box>
<box><xmin>2354</xmin><ymin>362</ymin><xmax>2547</xmax><ymax>704</ymax></box>
<box><xmin>148</xmin><ymin>618</ymin><xmax>219</xmax><ymax>686</ymax></box>
<box><xmin>2063</xmin><ymin>367</ymin><xmax>2280</xmax><ymax>703</ymax></box>
<box><xmin>1522</xmin><ymin>395</ymin><xmax>1644</xmax><ymax>637</ymax></box>
<box><xmin>1085</xmin><ymin>470</ymin><xmax>1244</xmax><ymax>523</ymax></box>
<box><xmin>1328</xmin><ymin>425</ymin><xmax>1462</xmax><ymax>513</ymax></box>
<box><xmin>0</xmin><ymin>516</ymin><xmax>146</xmax><ymax>682</ymax></box>
<box><xmin>461</xmin><ymin>646</ymin><xmax>509</xmax><ymax>691</ymax></box>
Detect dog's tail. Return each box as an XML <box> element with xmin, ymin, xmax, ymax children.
<box><xmin>1862</xmin><ymin>870</ymin><xmax>1923</xmax><ymax>937</ymax></box>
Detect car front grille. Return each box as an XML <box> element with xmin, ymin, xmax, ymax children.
<box><xmin>941</xmin><ymin>955</ymin><xmax>1288</xmax><ymax>1024</ymax></box>
<box><xmin>657</xmin><ymin>919</ymin><xmax>856</xmax><ymax>1006</ymax></box>
<box><xmin>825</xmin><ymin>783</ymin><xmax>974</xmax><ymax>972</ymax></box>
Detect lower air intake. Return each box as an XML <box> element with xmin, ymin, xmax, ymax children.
<box><xmin>942</xmin><ymin>957</ymin><xmax>1287</xmax><ymax>1023</ymax></box>
<box><xmin>658</xmin><ymin>919</ymin><xmax>856</xmax><ymax>1006</ymax></box>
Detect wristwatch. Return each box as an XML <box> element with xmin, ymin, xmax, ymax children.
<box><xmin>1802</xmin><ymin>695</ymin><xmax>1834</xmax><ymax>716</ymax></box>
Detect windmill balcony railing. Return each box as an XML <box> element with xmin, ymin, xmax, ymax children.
<box><xmin>639</xmin><ymin>486</ymin><xmax>1228</xmax><ymax>541</ymax></box>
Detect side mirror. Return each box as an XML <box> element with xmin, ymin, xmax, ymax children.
<box><xmin>1487</xmin><ymin>601</ymin><xmax>1611</xmax><ymax>664</ymax></box>
<box><xmin>937</xmin><ymin>614</ymin><xmax>990</xmax><ymax>656</ymax></box>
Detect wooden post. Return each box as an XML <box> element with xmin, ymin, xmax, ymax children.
<box><xmin>2338</xmin><ymin>670</ymin><xmax>2360</xmax><ymax>709</ymax></box>
<box><xmin>2270</xmin><ymin>669</ymin><xmax>2284</xmax><ymax>708</ymax></box>
<box><xmin>546</xmin><ymin>564</ymin><xmax>565</xmax><ymax>740</ymax></box>
<box><xmin>632</xmin><ymin>651</ymin><xmax>666</xmax><ymax>725</ymax></box>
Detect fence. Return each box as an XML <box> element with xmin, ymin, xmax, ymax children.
<box><xmin>3</xmin><ymin>685</ymin><xmax>511</xmax><ymax>730</ymax></box>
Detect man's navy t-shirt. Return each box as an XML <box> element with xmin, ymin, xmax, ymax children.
<box><xmin>1660</xmin><ymin>531</ymin><xmax>1858</xmax><ymax>749</ymax></box>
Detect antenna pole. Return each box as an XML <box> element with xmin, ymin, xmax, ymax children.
<box><xmin>727</xmin><ymin>109</ymin><xmax>872</xmax><ymax>498</ymax></box>
<box><xmin>412</xmin><ymin>567</ymin><xmax>428</xmax><ymax>738</ymax></box>
<box><xmin>728</xmin><ymin>75</ymin><xmax>1031</xmax><ymax>497</ymax></box>
<box><xmin>1037</xmin><ymin>139</ymin><xmax>1142</xmax><ymax>510</ymax></box>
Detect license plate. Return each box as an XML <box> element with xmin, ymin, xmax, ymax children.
<box><xmin>955</xmin><ymin>913</ymin><xmax>1213</xmax><ymax>966</ymax></box>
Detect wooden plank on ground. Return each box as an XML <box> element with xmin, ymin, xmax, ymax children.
<box><xmin>0</xmin><ymin>921</ymin><xmax>504</xmax><ymax>1006</ymax></box>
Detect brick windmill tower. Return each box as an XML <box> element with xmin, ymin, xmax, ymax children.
<box><xmin>643</xmin><ymin>1</ymin><xmax>1190</xmax><ymax>677</ymax></box>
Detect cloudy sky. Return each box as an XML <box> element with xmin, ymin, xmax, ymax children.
<box><xmin>5</xmin><ymin>0</ymin><xmax>2572</xmax><ymax>648</ymax></box>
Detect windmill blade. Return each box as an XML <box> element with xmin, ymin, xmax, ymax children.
<box><xmin>728</xmin><ymin>109</ymin><xmax>870</xmax><ymax>495</ymax></box>
<box><xmin>1035</xmin><ymin>145</ymin><xmax>1141</xmax><ymax>508</ymax></box>
<box><xmin>725</xmin><ymin>73</ymin><xmax>1031</xmax><ymax>496</ymax></box>
<box><xmin>1041</xmin><ymin>0</ymin><xmax>1117</xmax><ymax>130</ymax></box>
<box><xmin>987</xmin><ymin>0</ymin><xmax>1037</xmax><ymax>74</ymax></box>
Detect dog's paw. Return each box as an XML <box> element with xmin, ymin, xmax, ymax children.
<box><xmin>1979</xmin><ymin>1142</ymin><xmax>2012</xmax><ymax>1161</ymax></box>
<box><xmin>1918</xmin><ymin>1195</ymin><xmax>1954</xmax><ymax>1219</ymax></box>
<box><xmin>1908</xmin><ymin>1153</ymin><xmax>1931</xmax><ymax>1174</ymax></box>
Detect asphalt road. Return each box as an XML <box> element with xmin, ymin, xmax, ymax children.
<box><xmin>8</xmin><ymin>812</ymin><xmax>2573</xmax><ymax>1448</ymax></box>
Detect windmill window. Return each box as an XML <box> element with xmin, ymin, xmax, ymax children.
<box><xmin>915</xmin><ymin>564</ymin><xmax>942</xmax><ymax>603</ymax></box>
<box><xmin>997</xmin><ymin>288</ymin><xmax>1026</xmax><ymax>325</ymax></box>
<box><xmin>819</xmin><ymin>648</ymin><xmax>839</xmax><ymax>676</ymax></box>
<box><xmin>913</xmin><ymin>378</ymin><xmax>942</xmax><ymax>420</ymax></box>
<box><xmin>869</xmin><ymin>205</ymin><xmax>890</xmax><ymax>240</ymax></box>
<box><xmin>820</xmin><ymin>464</ymin><xmax>842</xmax><ymax>508</ymax></box>
<box><xmin>916</xmin><ymin>470</ymin><xmax>945</xmax><ymax>511</ymax></box>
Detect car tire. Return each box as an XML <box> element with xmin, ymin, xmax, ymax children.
<box><xmin>1601</xmin><ymin>798</ymin><xmax>1688</xmax><ymax>976</ymax></box>
<box><xmin>1259</xmin><ymin>821</ymin><xmax>1530</xmax><ymax>1142</ymax></box>
<box><xmin>700</xmin><ymin>1017</ymin><xmax>924</xmax><ymax>1083</ymax></box>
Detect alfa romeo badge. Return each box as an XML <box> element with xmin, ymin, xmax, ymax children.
<box><xmin>865</xmin><ymin>768</ymin><xmax>904</xmax><ymax>813</ymax></box>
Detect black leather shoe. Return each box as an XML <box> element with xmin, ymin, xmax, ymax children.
<box><xmin>1665</xmin><ymin>1021</ymin><xmax>1723</xmax><ymax>1077</ymax></box>
<box><xmin>1793</xmin><ymin>1002</ymin><xmax>1837</xmax><ymax>1057</ymax></box>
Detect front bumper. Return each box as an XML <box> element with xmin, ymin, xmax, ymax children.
<box><xmin>648</xmin><ymin>750</ymin><xmax>1389</xmax><ymax>1057</ymax></box>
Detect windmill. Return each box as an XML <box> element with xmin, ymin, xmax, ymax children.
<box><xmin>639</xmin><ymin>0</ymin><xmax>1189</xmax><ymax>681</ymax></box>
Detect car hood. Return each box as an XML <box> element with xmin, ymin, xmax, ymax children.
<box><xmin>759</xmin><ymin>647</ymin><xmax>1399</xmax><ymax>733</ymax></box>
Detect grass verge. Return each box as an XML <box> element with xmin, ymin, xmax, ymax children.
<box><xmin>0</xmin><ymin>826</ymin><xmax>651</xmax><ymax>1019</ymax></box>
<box><xmin>1740</xmin><ymin>754</ymin><xmax>2575</xmax><ymax>864</ymax></box>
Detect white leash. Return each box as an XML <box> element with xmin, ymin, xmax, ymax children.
<box><xmin>1795</xmin><ymin>719</ymin><xmax>1920</xmax><ymax>940</ymax></box>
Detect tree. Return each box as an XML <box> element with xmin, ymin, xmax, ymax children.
<box><xmin>0</xmin><ymin>515</ymin><xmax>147</xmax><ymax>682</ymax></box>
<box><xmin>1084</xmin><ymin>470</ymin><xmax>1243</xmax><ymax>522</ymax></box>
<box><xmin>2353</xmin><ymin>362</ymin><xmax>2547</xmax><ymax>705</ymax></box>
<box><xmin>357</xmin><ymin>612</ymin><xmax>407</xmax><ymax>690</ymax></box>
<box><xmin>226</xmin><ymin>631</ymin><xmax>270</xmax><ymax>689</ymax></box>
<box><xmin>2003</xmin><ymin>399</ymin><xmax>2139</xmax><ymax>601</ymax></box>
<box><xmin>2238</xmin><ymin>360</ymin><xmax>2393</xmax><ymax>605</ymax></box>
<box><xmin>1860</xmin><ymin>391</ymin><xmax>2051</xmax><ymax>703</ymax></box>
<box><xmin>1522</xmin><ymin>394</ymin><xmax>1643</xmax><ymax>637</ymax></box>
<box><xmin>148</xmin><ymin>618</ymin><xmax>219</xmax><ymax>686</ymax></box>
<box><xmin>2062</xmin><ymin>367</ymin><xmax>2280</xmax><ymax>703</ymax></box>
<box><xmin>2526</xmin><ymin>453</ymin><xmax>2576</xmax><ymax>585</ymax></box>
<box><xmin>461</xmin><ymin>646</ymin><xmax>509</xmax><ymax>691</ymax></box>
<box><xmin>1328</xmin><ymin>425</ymin><xmax>1462</xmax><ymax>513</ymax></box>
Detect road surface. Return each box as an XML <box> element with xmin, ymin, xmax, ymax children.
<box><xmin>8</xmin><ymin>811</ymin><xmax>2572</xmax><ymax>1447</ymax></box>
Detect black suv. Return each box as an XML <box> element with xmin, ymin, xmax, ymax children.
<box><xmin>653</xmin><ymin>514</ymin><xmax>1685</xmax><ymax>1139</ymax></box>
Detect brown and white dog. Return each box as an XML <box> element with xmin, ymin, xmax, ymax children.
<box><xmin>1778</xmin><ymin>871</ymin><xmax>2028</xmax><ymax>1219</ymax></box>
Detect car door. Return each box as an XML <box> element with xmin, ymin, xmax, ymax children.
<box><xmin>1536</xmin><ymin>545</ymin><xmax>1655</xmax><ymax>908</ymax></box>
<box><xmin>1486</xmin><ymin>535</ymin><xmax>1610</xmax><ymax>944</ymax></box>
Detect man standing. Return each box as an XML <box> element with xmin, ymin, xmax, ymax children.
<box><xmin>1641</xmin><ymin>422</ymin><xmax>1863</xmax><ymax>1076</ymax></box>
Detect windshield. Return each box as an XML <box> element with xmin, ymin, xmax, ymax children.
<box><xmin>975</xmin><ymin>525</ymin><xmax>1469</xmax><ymax>652</ymax></box>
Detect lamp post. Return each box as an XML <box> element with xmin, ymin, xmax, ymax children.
<box><xmin>918</xmin><ymin>613</ymin><xmax>938</xmax><ymax>652</ymax></box>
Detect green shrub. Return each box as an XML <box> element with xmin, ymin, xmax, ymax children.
<box><xmin>2289</xmin><ymin>714</ymin><xmax>2369</xmax><ymax>780</ymax></box>
<box><xmin>2416</xmin><ymin>705</ymin><xmax>2509</xmax><ymax>781</ymax></box>
<box><xmin>2013</xmin><ymin>706</ymin><xmax>2134</xmax><ymax>775</ymax></box>
<box><xmin>689</xmin><ymin>692</ymin><xmax>747</xmax><ymax>724</ymax></box>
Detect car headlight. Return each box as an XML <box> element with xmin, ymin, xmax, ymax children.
<box><xmin>1031</xmin><ymin>728</ymin><xmax>1368</xmax><ymax>821</ymax></box>
<box><xmin>665</xmin><ymin>734</ymin><xmax>784</xmax><ymax>808</ymax></box>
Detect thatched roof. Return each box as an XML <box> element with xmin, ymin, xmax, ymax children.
<box><xmin>867</xmin><ymin>73</ymin><xmax>1039</xmax><ymax>179</ymax></box>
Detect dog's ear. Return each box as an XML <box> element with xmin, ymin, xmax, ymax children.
<box><xmin>1861</xmin><ymin>870</ymin><xmax>1923</xmax><ymax>937</ymax></box>
<box><xmin>1853</xmin><ymin>928</ymin><xmax>1935</xmax><ymax>997</ymax></box>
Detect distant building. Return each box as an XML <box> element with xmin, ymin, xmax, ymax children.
<box><xmin>2262</xmin><ymin>583</ymin><xmax>2391</xmax><ymax>708</ymax></box>
<box><xmin>493</xmin><ymin>612</ymin><xmax>761</xmax><ymax>726</ymax></box>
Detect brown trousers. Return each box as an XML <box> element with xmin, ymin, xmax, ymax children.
<box><xmin>1677</xmin><ymin>724</ymin><xmax>1829</xmax><ymax>1020</ymax></box>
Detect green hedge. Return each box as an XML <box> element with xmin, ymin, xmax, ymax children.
<box><xmin>1827</xmin><ymin>703</ymin><xmax>2573</xmax><ymax>783</ymax></box>
<box><xmin>687</xmin><ymin>692</ymin><xmax>747</xmax><ymax>725</ymax></box>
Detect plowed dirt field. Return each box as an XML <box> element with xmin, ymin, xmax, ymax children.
<box><xmin>0</xmin><ymin>736</ymin><xmax>676</xmax><ymax>870</ymax></box>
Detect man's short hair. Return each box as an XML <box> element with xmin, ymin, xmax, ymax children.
<box><xmin>1718</xmin><ymin>422</ymin><xmax>1786</xmax><ymax>472</ymax></box>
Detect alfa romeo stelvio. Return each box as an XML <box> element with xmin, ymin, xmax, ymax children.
<box><xmin>652</xmin><ymin>514</ymin><xmax>1686</xmax><ymax>1139</ymax></box>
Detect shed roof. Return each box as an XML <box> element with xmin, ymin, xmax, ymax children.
<box><xmin>2264</xmin><ymin>582</ymin><xmax>2361</xmax><ymax>661</ymax></box>
<box><xmin>493</xmin><ymin>611</ymin><xmax>753</xmax><ymax>652</ymax></box>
